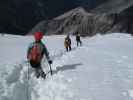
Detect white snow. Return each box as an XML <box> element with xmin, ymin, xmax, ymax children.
<box><xmin>0</xmin><ymin>33</ymin><xmax>133</xmax><ymax>100</ymax></box>
<box><xmin>128</xmin><ymin>90</ymin><xmax>133</xmax><ymax>99</ymax></box>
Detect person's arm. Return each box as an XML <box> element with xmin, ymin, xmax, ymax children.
<box><xmin>43</xmin><ymin>44</ymin><xmax>50</xmax><ymax>59</ymax></box>
<box><xmin>43</xmin><ymin>44</ymin><xmax>53</xmax><ymax>64</ymax></box>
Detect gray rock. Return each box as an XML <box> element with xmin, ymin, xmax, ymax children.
<box><xmin>30</xmin><ymin>1</ymin><xmax>133</xmax><ymax>36</ymax></box>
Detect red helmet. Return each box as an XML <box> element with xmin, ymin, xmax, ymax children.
<box><xmin>34</xmin><ymin>32</ymin><xmax>43</xmax><ymax>41</ymax></box>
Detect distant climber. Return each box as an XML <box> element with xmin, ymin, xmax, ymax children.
<box><xmin>76</xmin><ymin>32</ymin><xmax>82</xmax><ymax>46</ymax></box>
<box><xmin>64</xmin><ymin>35</ymin><xmax>72</xmax><ymax>52</ymax></box>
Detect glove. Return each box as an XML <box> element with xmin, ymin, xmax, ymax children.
<box><xmin>48</xmin><ymin>60</ymin><xmax>52</xmax><ymax>64</ymax></box>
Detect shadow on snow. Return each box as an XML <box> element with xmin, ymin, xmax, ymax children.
<box><xmin>52</xmin><ymin>63</ymin><xmax>82</xmax><ymax>75</ymax></box>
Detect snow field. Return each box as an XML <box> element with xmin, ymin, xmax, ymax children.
<box><xmin>0</xmin><ymin>33</ymin><xmax>133</xmax><ymax>100</ymax></box>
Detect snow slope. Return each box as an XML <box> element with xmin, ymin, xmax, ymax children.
<box><xmin>0</xmin><ymin>33</ymin><xmax>133</xmax><ymax>100</ymax></box>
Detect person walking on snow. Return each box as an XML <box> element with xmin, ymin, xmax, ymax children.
<box><xmin>27</xmin><ymin>32</ymin><xmax>52</xmax><ymax>78</ymax></box>
<box><xmin>64</xmin><ymin>35</ymin><xmax>71</xmax><ymax>52</ymax></box>
<box><xmin>76</xmin><ymin>32</ymin><xmax>82</xmax><ymax>46</ymax></box>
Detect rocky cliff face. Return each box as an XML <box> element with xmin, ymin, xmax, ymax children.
<box><xmin>29</xmin><ymin>7</ymin><xmax>114</xmax><ymax>36</ymax></box>
<box><xmin>30</xmin><ymin>6</ymin><xmax>133</xmax><ymax>36</ymax></box>
<box><xmin>30</xmin><ymin>0</ymin><xmax>133</xmax><ymax>36</ymax></box>
<box><xmin>91</xmin><ymin>0</ymin><xmax>133</xmax><ymax>14</ymax></box>
<box><xmin>1</xmin><ymin>0</ymin><xmax>133</xmax><ymax>35</ymax></box>
<box><xmin>1</xmin><ymin>0</ymin><xmax>106</xmax><ymax>34</ymax></box>
<box><xmin>91</xmin><ymin>0</ymin><xmax>133</xmax><ymax>35</ymax></box>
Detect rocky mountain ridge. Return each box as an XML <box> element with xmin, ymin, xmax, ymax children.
<box><xmin>30</xmin><ymin>3</ymin><xmax>133</xmax><ymax>36</ymax></box>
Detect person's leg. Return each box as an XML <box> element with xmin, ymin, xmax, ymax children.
<box><xmin>35</xmin><ymin>68</ymin><xmax>41</xmax><ymax>78</ymax></box>
<box><xmin>36</xmin><ymin>67</ymin><xmax>46</xmax><ymax>78</ymax></box>
<box><xmin>76</xmin><ymin>40</ymin><xmax>79</xmax><ymax>47</ymax></box>
<box><xmin>80</xmin><ymin>40</ymin><xmax>82</xmax><ymax>46</ymax></box>
<box><xmin>30</xmin><ymin>61</ymin><xmax>45</xmax><ymax>78</ymax></box>
<box><xmin>69</xmin><ymin>45</ymin><xmax>72</xmax><ymax>51</ymax></box>
<box><xmin>77</xmin><ymin>41</ymin><xmax>78</xmax><ymax>47</ymax></box>
<box><xmin>39</xmin><ymin>66</ymin><xmax>46</xmax><ymax>78</ymax></box>
<box><xmin>66</xmin><ymin>46</ymin><xmax>68</xmax><ymax>52</ymax></box>
<box><xmin>78</xmin><ymin>41</ymin><xmax>80</xmax><ymax>46</ymax></box>
<box><xmin>33</xmin><ymin>62</ymin><xmax>41</xmax><ymax>78</ymax></box>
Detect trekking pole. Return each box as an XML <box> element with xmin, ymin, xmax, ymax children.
<box><xmin>26</xmin><ymin>61</ymin><xmax>29</xmax><ymax>81</ymax></box>
<box><xmin>49</xmin><ymin>63</ymin><xmax>52</xmax><ymax>75</ymax></box>
<box><xmin>46</xmin><ymin>59</ymin><xmax>52</xmax><ymax>75</ymax></box>
<box><xmin>27</xmin><ymin>61</ymin><xmax>30</xmax><ymax>100</ymax></box>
